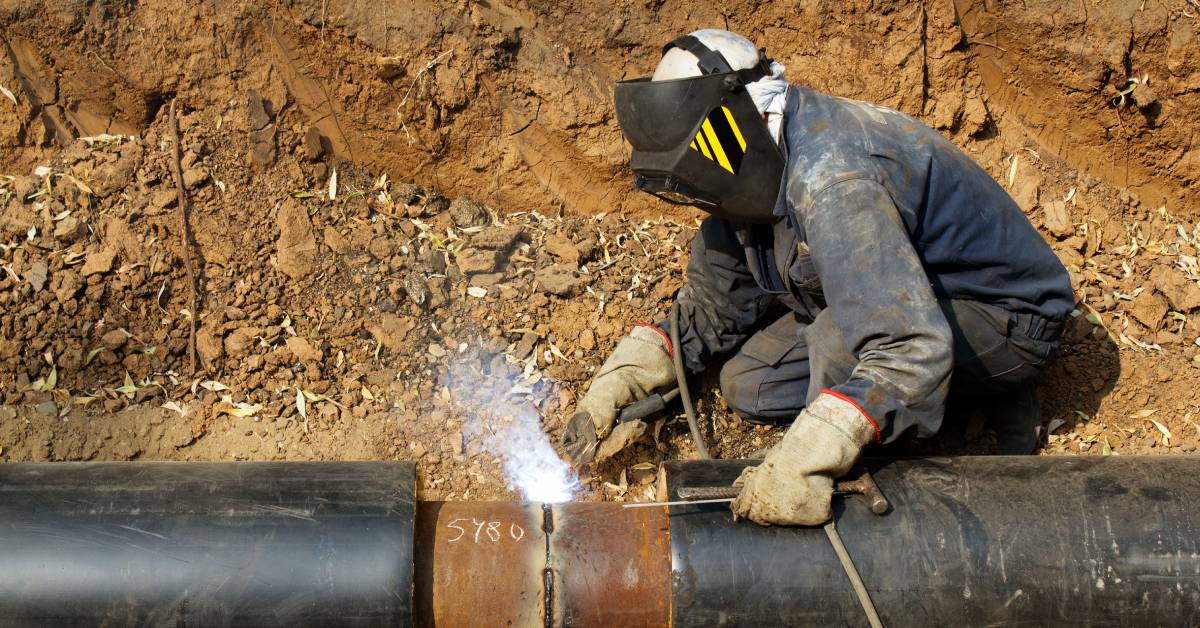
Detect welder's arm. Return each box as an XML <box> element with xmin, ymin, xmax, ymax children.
<box><xmin>664</xmin><ymin>216</ymin><xmax>778</xmax><ymax>373</ymax></box>
<box><xmin>732</xmin><ymin>180</ymin><xmax>953</xmax><ymax>526</ymax></box>
<box><xmin>804</xmin><ymin>178</ymin><xmax>953</xmax><ymax>440</ymax></box>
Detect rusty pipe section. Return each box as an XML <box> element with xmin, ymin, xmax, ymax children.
<box><xmin>413</xmin><ymin>501</ymin><xmax>671</xmax><ymax>627</ymax></box>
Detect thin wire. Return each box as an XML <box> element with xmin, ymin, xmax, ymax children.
<box><xmin>824</xmin><ymin>520</ymin><xmax>885</xmax><ymax>628</ymax></box>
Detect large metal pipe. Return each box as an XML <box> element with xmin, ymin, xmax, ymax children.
<box><xmin>0</xmin><ymin>461</ymin><xmax>416</xmax><ymax>626</ymax></box>
<box><xmin>663</xmin><ymin>456</ymin><xmax>1200</xmax><ymax>627</ymax></box>
<box><xmin>1</xmin><ymin>457</ymin><xmax>1197</xmax><ymax>627</ymax></box>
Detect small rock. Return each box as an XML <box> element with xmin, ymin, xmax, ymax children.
<box><xmin>375</xmin><ymin>56</ymin><xmax>407</xmax><ymax>81</ymax></box>
<box><xmin>1127</xmin><ymin>290</ymin><xmax>1168</xmax><ymax>330</ymax></box>
<box><xmin>275</xmin><ymin>197</ymin><xmax>318</xmax><ymax>280</ymax></box>
<box><xmin>224</xmin><ymin>327</ymin><xmax>258</xmax><ymax>359</ymax></box>
<box><xmin>469</xmin><ymin>273</ymin><xmax>504</xmax><ymax>287</ymax></box>
<box><xmin>1010</xmin><ymin>170</ymin><xmax>1040</xmax><ymax>213</ymax></box>
<box><xmin>303</xmin><ymin>126</ymin><xmax>326</xmax><ymax>161</ymax></box>
<box><xmin>428</xmin><ymin>343</ymin><xmax>447</xmax><ymax>358</ymax></box>
<box><xmin>247</xmin><ymin>92</ymin><xmax>272</xmax><ymax>131</ymax></box>
<box><xmin>324</xmin><ymin>226</ymin><xmax>350</xmax><ymax>253</ymax></box>
<box><xmin>423</xmin><ymin>193</ymin><xmax>451</xmax><ymax>217</ymax></box>
<box><xmin>150</xmin><ymin>188</ymin><xmax>177</xmax><ymax>210</ymax></box>
<box><xmin>367</xmin><ymin>314</ymin><xmax>417</xmax><ymax>351</ymax></box>
<box><xmin>579</xmin><ymin>329</ymin><xmax>596</xmax><ymax>351</ymax></box>
<box><xmin>545</xmin><ymin>234</ymin><xmax>581</xmax><ymax>265</ymax></box>
<box><xmin>1042</xmin><ymin>200</ymin><xmax>1072</xmax><ymax>238</ymax></box>
<box><xmin>250</xmin><ymin>124</ymin><xmax>278</xmax><ymax>168</ymax></box>
<box><xmin>392</xmin><ymin>183</ymin><xmax>423</xmax><ymax>206</ymax></box>
<box><xmin>513</xmin><ymin>332</ymin><xmax>538</xmax><ymax>360</ymax></box>
<box><xmin>81</xmin><ymin>247</ymin><xmax>117</xmax><ymax>276</ymax></box>
<box><xmin>12</xmin><ymin>175</ymin><xmax>38</xmax><ymax>201</ymax></box>
<box><xmin>182</xmin><ymin>168</ymin><xmax>208</xmax><ymax>189</ymax></box>
<box><xmin>448</xmin><ymin>196</ymin><xmax>490</xmax><ymax>227</ymax></box>
<box><xmin>1132</xmin><ymin>81</ymin><xmax>1158</xmax><ymax>110</ymax></box>
<box><xmin>286</xmin><ymin>337</ymin><xmax>323</xmax><ymax>362</ymax></box>
<box><xmin>369</xmin><ymin>237</ymin><xmax>396</xmax><ymax>260</ymax></box>
<box><xmin>100</xmin><ymin>329</ymin><xmax>128</xmax><ymax>351</ymax></box>
<box><xmin>1155</xmin><ymin>330</ymin><xmax>1182</xmax><ymax>346</ymax></box>
<box><xmin>34</xmin><ymin>401</ymin><xmax>57</xmax><ymax>417</ymax></box>
<box><xmin>196</xmin><ymin>328</ymin><xmax>224</xmax><ymax>368</ymax></box>
<box><xmin>455</xmin><ymin>249</ymin><xmax>502</xmax><ymax>275</ymax></box>
<box><xmin>471</xmin><ymin>225</ymin><xmax>525</xmax><ymax>251</ymax></box>
<box><xmin>1150</xmin><ymin>265</ymin><xmax>1200</xmax><ymax>312</ymax></box>
<box><xmin>25</xmin><ymin>260</ymin><xmax>48</xmax><ymax>291</ymax></box>
<box><xmin>535</xmin><ymin>264</ymin><xmax>587</xmax><ymax>297</ymax></box>
<box><xmin>53</xmin><ymin>216</ymin><xmax>85</xmax><ymax>242</ymax></box>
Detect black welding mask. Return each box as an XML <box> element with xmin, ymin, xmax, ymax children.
<box><xmin>614</xmin><ymin>36</ymin><xmax>786</xmax><ymax>224</ymax></box>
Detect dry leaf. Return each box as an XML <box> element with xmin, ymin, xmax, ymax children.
<box><xmin>115</xmin><ymin>372</ymin><xmax>138</xmax><ymax>396</ymax></box>
<box><xmin>296</xmin><ymin>387</ymin><xmax>307</xmax><ymax>420</ymax></box>
<box><xmin>1148</xmin><ymin>419</ymin><xmax>1172</xmax><ymax>446</ymax></box>
<box><xmin>161</xmin><ymin>401</ymin><xmax>188</xmax><ymax>417</ymax></box>
<box><xmin>0</xmin><ymin>83</ymin><xmax>16</xmax><ymax>106</ymax></box>
<box><xmin>217</xmin><ymin>402</ymin><xmax>263</xmax><ymax>418</ymax></box>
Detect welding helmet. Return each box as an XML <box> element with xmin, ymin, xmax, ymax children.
<box><xmin>614</xmin><ymin>34</ymin><xmax>786</xmax><ymax>223</ymax></box>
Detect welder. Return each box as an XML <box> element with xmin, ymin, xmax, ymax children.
<box><xmin>561</xmin><ymin>30</ymin><xmax>1073</xmax><ymax>526</ymax></box>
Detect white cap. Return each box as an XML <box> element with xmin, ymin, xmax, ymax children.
<box><xmin>650</xmin><ymin>29</ymin><xmax>790</xmax><ymax>142</ymax></box>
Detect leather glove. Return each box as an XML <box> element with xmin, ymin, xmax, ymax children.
<box><xmin>561</xmin><ymin>324</ymin><xmax>675</xmax><ymax>466</ymax></box>
<box><xmin>732</xmin><ymin>392</ymin><xmax>878</xmax><ymax>526</ymax></box>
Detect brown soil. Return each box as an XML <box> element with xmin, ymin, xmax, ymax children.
<box><xmin>1</xmin><ymin>1</ymin><xmax>1198</xmax><ymax>501</ymax></box>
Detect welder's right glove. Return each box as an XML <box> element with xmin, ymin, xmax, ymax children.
<box><xmin>561</xmin><ymin>324</ymin><xmax>675</xmax><ymax>466</ymax></box>
<box><xmin>732</xmin><ymin>392</ymin><xmax>879</xmax><ymax>526</ymax></box>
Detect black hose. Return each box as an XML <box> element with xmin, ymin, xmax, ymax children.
<box><xmin>669</xmin><ymin>301</ymin><xmax>710</xmax><ymax>459</ymax></box>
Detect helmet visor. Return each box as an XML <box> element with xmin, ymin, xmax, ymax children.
<box><xmin>614</xmin><ymin>73</ymin><xmax>741</xmax><ymax>152</ymax></box>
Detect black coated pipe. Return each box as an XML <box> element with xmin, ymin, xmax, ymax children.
<box><xmin>665</xmin><ymin>456</ymin><xmax>1200</xmax><ymax>627</ymax></box>
<box><xmin>1</xmin><ymin>457</ymin><xmax>1197</xmax><ymax>627</ymax></box>
<box><xmin>0</xmin><ymin>461</ymin><xmax>416</xmax><ymax>627</ymax></box>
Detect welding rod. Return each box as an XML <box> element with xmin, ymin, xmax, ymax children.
<box><xmin>623</xmin><ymin>487</ymin><xmax>855</xmax><ymax>509</ymax></box>
<box><xmin>623</xmin><ymin>497</ymin><xmax>735</xmax><ymax>508</ymax></box>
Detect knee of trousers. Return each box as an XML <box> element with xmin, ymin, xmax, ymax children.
<box><xmin>718</xmin><ymin>356</ymin><xmax>763</xmax><ymax>419</ymax></box>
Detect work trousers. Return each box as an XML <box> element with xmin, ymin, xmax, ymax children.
<box><xmin>718</xmin><ymin>299</ymin><xmax>1062</xmax><ymax>434</ymax></box>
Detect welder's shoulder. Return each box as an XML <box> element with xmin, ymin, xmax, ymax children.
<box><xmin>783</xmin><ymin>91</ymin><xmax>890</xmax><ymax>210</ymax></box>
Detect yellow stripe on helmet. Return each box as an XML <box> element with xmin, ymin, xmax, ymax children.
<box><xmin>722</xmin><ymin>106</ymin><xmax>747</xmax><ymax>152</ymax></box>
<box><xmin>701</xmin><ymin>119</ymin><xmax>734</xmax><ymax>173</ymax></box>
<box><xmin>694</xmin><ymin>131</ymin><xmax>714</xmax><ymax>160</ymax></box>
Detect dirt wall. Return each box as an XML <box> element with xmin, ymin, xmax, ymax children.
<box><xmin>2</xmin><ymin>1</ymin><xmax>1197</xmax><ymax>218</ymax></box>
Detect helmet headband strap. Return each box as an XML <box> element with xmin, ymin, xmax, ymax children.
<box><xmin>662</xmin><ymin>35</ymin><xmax>774</xmax><ymax>85</ymax></box>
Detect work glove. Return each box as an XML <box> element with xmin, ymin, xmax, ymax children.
<box><xmin>732</xmin><ymin>392</ymin><xmax>878</xmax><ymax>526</ymax></box>
<box><xmin>561</xmin><ymin>324</ymin><xmax>675</xmax><ymax>466</ymax></box>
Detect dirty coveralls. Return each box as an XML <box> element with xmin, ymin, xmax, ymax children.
<box><xmin>664</xmin><ymin>87</ymin><xmax>1074</xmax><ymax>444</ymax></box>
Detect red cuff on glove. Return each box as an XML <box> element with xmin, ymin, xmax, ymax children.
<box><xmin>820</xmin><ymin>388</ymin><xmax>882</xmax><ymax>443</ymax></box>
<box><xmin>634</xmin><ymin>323</ymin><xmax>673</xmax><ymax>358</ymax></box>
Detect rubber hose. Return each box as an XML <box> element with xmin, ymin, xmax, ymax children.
<box><xmin>670</xmin><ymin>301</ymin><xmax>710</xmax><ymax>459</ymax></box>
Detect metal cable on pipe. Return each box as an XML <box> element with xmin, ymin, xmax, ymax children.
<box><xmin>669</xmin><ymin>301</ymin><xmax>709</xmax><ymax>460</ymax></box>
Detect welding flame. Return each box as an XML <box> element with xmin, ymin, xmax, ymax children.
<box><xmin>449</xmin><ymin>357</ymin><xmax>580</xmax><ymax>503</ymax></box>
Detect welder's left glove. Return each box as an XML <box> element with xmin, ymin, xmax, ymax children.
<box><xmin>732</xmin><ymin>393</ymin><xmax>878</xmax><ymax>526</ymax></box>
